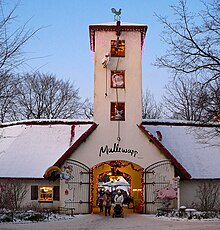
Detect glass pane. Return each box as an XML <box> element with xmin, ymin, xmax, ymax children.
<box><xmin>39</xmin><ymin>186</ymin><xmax>53</xmax><ymax>201</ymax></box>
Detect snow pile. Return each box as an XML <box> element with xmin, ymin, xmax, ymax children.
<box><xmin>0</xmin><ymin>209</ymin><xmax>75</xmax><ymax>223</ymax></box>
<box><xmin>156</xmin><ymin>208</ymin><xmax>220</xmax><ymax>220</ymax></box>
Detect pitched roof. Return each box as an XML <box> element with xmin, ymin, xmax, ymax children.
<box><xmin>0</xmin><ymin>119</ymin><xmax>95</xmax><ymax>179</ymax></box>
<box><xmin>1</xmin><ymin>118</ymin><xmax>219</xmax><ymax>180</ymax></box>
<box><xmin>141</xmin><ymin>120</ymin><xmax>220</xmax><ymax>179</ymax></box>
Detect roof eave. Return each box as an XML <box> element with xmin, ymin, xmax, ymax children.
<box><xmin>89</xmin><ymin>24</ymin><xmax>148</xmax><ymax>52</ymax></box>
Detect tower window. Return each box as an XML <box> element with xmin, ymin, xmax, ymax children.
<box><xmin>111</xmin><ymin>40</ymin><xmax>125</xmax><ymax>57</ymax></box>
<box><xmin>110</xmin><ymin>102</ymin><xmax>125</xmax><ymax>121</ymax></box>
<box><xmin>111</xmin><ymin>70</ymin><xmax>125</xmax><ymax>88</ymax></box>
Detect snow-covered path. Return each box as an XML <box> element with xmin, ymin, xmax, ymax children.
<box><xmin>0</xmin><ymin>214</ymin><xmax>220</xmax><ymax>230</ymax></box>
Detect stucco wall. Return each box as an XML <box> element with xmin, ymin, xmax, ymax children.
<box><xmin>180</xmin><ymin>179</ymin><xmax>220</xmax><ymax>209</ymax></box>
<box><xmin>0</xmin><ymin>179</ymin><xmax>60</xmax><ymax>210</ymax></box>
<box><xmin>94</xmin><ymin>30</ymin><xmax>142</xmax><ymax>125</ymax></box>
<box><xmin>67</xmin><ymin>124</ymin><xmax>167</xmax><ymax>169</ymax></box>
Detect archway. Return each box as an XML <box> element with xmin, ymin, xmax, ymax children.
<box><xmin>91</xmin><ymin>160</ymin><xmax>143</xmax><ymax>214</ymax></box>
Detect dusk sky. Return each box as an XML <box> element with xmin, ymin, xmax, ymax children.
<box><xmin>4</xmin><ymin>0</ymin><xmax>209</xmax><ymax>102</ymax></box>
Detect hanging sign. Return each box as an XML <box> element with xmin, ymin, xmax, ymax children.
<box><xmin>99</xmin><ymin>142</ymin><xmax>139</xmax><ymax>157</ymax></box>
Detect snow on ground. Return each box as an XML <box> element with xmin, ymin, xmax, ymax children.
<box><xmin>0</xmin><ymin>213</ymin><xmax>220</xmax><ymax>230</ymax></box>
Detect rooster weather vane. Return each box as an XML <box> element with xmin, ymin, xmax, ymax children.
<box><xmin>111</xmin><ymin>8</ymin><xmax>122</xmax><ymax>22</ymax></box>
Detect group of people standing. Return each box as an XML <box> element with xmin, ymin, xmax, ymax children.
<box><xmin>98</xmin><ymin>189</ymin><xmax>124</xmax><ymax>216</ymax></box>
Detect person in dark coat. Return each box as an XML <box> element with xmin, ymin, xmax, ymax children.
<box><xmin>103</xmin><ymin>190</ymin><xmax>112</xmax><ymax>216</ymax></box>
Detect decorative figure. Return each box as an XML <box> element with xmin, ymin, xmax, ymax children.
<box><xmin>111</xmin><ymin>8</ymin><xmax>122</xmax><ymax>21</ymax></box>
<box><xmin>44</xmin><ymin>166</ymin><xmax>62</xmax><ymax>180</ymax></box>
<box><xmin>112</xmin><ymin>73</ymin><xmax>124</xmax><ymax>87</ymax></box>
<box><xmin>62</xmin><ymin>164</ymin><xmax>73</xmax><ymax>180</ymax></box>
<box><xmin>115</xmin><ymin>109</ymin><xmax>123</xmax><ymax>120</ymax></box>
<box><xmin>44</xmin><ymin>164</ymin><xmax>73</xmax><ymax>181</ymax></box>
<box><xmin>156</xmin><ymin>187</ymin><xmax>177</xmax><ymax>211</ymax></box>
<box><xmin>156</xmin><ymin>187</ymin><xmax>177</xmax><ymax>200</ymax></box>
<box><xmin>60</xmin><ymin>170</ymin><xmax>71</xmax><ymax>180</ymax></box>
<box><xmin>102</xmin><ymin>52</ymin><xmax>111</xmax><ymax>68</ymax></box>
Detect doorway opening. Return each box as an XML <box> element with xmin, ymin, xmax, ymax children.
<box><xmin>91</xmin><ymin>160</ymin><xmax>143</xmax><ymax>214</ymax></box>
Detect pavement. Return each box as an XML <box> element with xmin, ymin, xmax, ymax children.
<box><xmin>0</xmin><ymin>213</ymin><xmax>220</xmax><ymax>230</ymax></box>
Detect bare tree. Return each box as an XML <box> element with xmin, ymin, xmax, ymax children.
<box><xmin>0</xmin><ymin>72</ymin><xmax>19</xmax><ymax>122</ymax></box>
<box><xmin>0</xmin><ymin>1</ymin><xmax>41</xmax><ymax>73</ymax></box>
<box><xmin>155</xmin><ymin>0</ymin><xmax>220</xmax><ymax>84</ymax></box>
<box><xmin>196</xmin><ymin>182</ymin><xmax>220</xmax><ymax>211</ymax></box>
<box><xmin>163</xmin><ymin>76</ymin><xmax>209</xmax><ymax>121</ymax></box>
<box><xmin>205</xmin><ymin>78</ymin><xmax>220</xmax><ymax>122</ymax></box>
<box><xmin>81</xmin><ymin>98</ymin><xmax>94</xmax><ymax>119</ymax></box>
<box><xmin>12</xmin><ymin>72</ymin><xmax>83</xmax><ymax>120</ymax></box>
<box><xmin>0</xmin><ymin>180</ymin><xmax>27</xmax><ymax>211</ymax></box>
<box><xmin>142</xmin><ymin>89</ymin><xmax>163</xmax><ymax>119</ymax></box>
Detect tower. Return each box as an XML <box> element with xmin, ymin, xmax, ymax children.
<box><xmin>89</xmin><ymin>17</ymin><xmax>147</xmax><ymax>144</ymax></box>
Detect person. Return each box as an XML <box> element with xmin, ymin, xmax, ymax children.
<box><xmin>103</xmin><ymin>190</ymin><xmax>112</xmax><ymax>216</ymax></box>
<box><xmin>98</xmin><ymin>197</ymin><xmax>104</xmax><ymax>213</ymax></box>
<box><xmin>127</xmin><ymin>196</ymin><xmax>134</xmax><ymax>209</ymax></box>
<box><xmin>114</xmin><ymin>189</ymin><xmax>124</xmax><ymax>207</ymax></box>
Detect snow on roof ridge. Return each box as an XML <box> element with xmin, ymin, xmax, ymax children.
<box><xmin>0</xmin><ymin>119</ymin><xmax>94</xmax><ymax>127</ymax></box>
<box><xmin>89</xmin><ymin>21</ymin><xmax>147</xmax><ymax>26</ymax></box>
<box><xmin>142</xmin><ymin>118</ymin><xmax>220</xmax><ymax>127</ymax></box>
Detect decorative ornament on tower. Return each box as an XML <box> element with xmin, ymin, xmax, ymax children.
<box><xmin>102</xmin><ymin>52</ymin><xmax>111</xmax><ymax>68</ymax></box>
<box><xmin>111</xmin><ymin>8</ymin><xmax>122</xmax><ymax>22</ymax></box>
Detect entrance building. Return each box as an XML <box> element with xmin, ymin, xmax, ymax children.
<box><xmin>57</xmin><ymin>19</ymin><xmax>177</xmax><ymax>214</ymax></box>
<box><xmin>3</xmin><ymin>14</ymin><xmax>219</xmax><ymax>216</ymax></box>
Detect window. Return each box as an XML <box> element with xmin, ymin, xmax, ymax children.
<box><xmin>31</xmin><ymin>185</ymin><xmax>60</xmax><ymax>202</ymax></box>
<box><xmin>111</xmin><ymin>70</ymin><xmax>125</xmax><ymax>88</ymax></box>
<box><xmin>39</xmin><ymin>186</ymin><xmax>53</xmax><ymax>202</ymax></box>
<box><xmin>111</xmin><ymin>102</ymin><xmax>125</xmax><ymax>121</ymax></box>
<box><xmin>111</xmin><ymin>40</ymin><xmax>125</xmax><ymax>57</ymax></box>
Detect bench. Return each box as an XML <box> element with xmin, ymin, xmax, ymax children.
<box><xmin>58</xmin><ymin>206</ymin><xmax>75</xmax><ymax>216</ymax></box>
<box><xmin>156</xmin><ymin>207</ymin><xmax>175</xmax><ymax>217</ymax></box>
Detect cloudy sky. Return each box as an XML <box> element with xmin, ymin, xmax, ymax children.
<box><xmin>4</xmin><ymin>0</ymin><xmax>208</xmax><ymax>102</ymax></box>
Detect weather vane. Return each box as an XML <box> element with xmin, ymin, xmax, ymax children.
<box><xmin>111</xmin><ymin>8</ymin><xmax>122</xmax><ymax>22</ymax></box>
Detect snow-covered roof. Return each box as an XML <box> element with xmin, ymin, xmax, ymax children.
<box><xmin>141</xmin><ymin>120</ymin><xmax>220</xmax><ymax>179</ymax></box>
<box><xmin>2</xmin><ymin>118</ymin><xmax>219</xmax><ymax>180</ymax></box>
<box><xmin>0</xmin><ymin>120</ymin><xmax>94</xmax><ymax>179</ymax></box>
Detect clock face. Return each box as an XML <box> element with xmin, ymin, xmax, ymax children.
<box><xmin>111</xmin><ymin>70</ymin><xmax>125</xmax><ymax>88</ymax></box>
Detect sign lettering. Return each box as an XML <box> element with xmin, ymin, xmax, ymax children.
<box><xmin>99</xmin><ymin>143</ymin><xmax>138</xmax><ymax>157</ymax></box>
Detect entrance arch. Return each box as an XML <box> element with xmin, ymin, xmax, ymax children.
<box><xmin>92</xmin><ymin>160</ymin><xmax>143</xmax><ymax>213</ymax></box>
